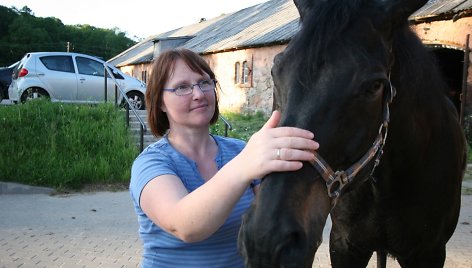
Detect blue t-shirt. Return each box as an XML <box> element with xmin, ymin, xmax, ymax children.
<box><xmin>130</xmin><ymin>134</ymin><xmax>255</xmax><ymax>268</ymax></box>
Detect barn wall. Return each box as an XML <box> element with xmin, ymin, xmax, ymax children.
<box><xmin>117</xmin><ymin>15</ymin><xmax>471</xmax><ymax>118</ymax></box>
<box><xmin>120</xmin><ymin>63</ymin><xmax>150</xmax><ymax>83</ymax></box>
<box><xmin>411</xmin><ymin>16</ymin><xmax>472</xmax><ymax>111</ymax></box>
<box><xmin>202</xmin><ymin>45</ymin><xmax>286</xmax><ymax>115</ymax></box>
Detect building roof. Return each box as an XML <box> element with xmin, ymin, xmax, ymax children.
<box><xmin>108</xmin><ymin>0</ymin><xmax>472</xmax><ymax>67</ymax></box>
<box><xmin>411</xmin><ymin>0</ymin><xmax>472</xmax><ymax>21</ymax></box>
<box><xmin>108</xmin><ymin>0</ymin><xmax>298</xmax><ymax>67</ymax></box>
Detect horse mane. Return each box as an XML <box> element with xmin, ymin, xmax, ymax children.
<box><xmin>390</xmin><ymin>26</ymin><xmax>454</xmax><ymax>145</ymax></box>
<box><xmin>288</xmin><ymin>0</ymin><xmax>373</xmax><ymax>90</ymax></box>
<box><xmin>392</xmin><ymin>28</ymin><xmax>449</xmax><ymax>98</ymax></box>
<box><xmin>289</xmin><ymin>0</ymin><xmax>450</xmax><ymax>107</ymax></box>
<box><xmin>299</xmin><ymin>0</ymin><xmax>366</xmax><ymax>55</ymax></box>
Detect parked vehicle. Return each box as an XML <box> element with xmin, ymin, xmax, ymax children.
<box><xmin>0</xmin><ymin>61</ymin><xmax>19</xmax><ymax>102</ymax></box>
<box><xmin>8</xmin><ymin>52</ymin><xmax>146</xmax><ymax>109</ymax></box>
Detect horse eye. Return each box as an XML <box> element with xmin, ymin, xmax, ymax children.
<box><xmin>365</xmin><ymin>80</ymin><xmax>384</xmax><ymax>96</ymax></box>
<box><xmin>375</xmin><ymin>80</ymin><xmax>385</xmax><ymax>90</ymax></box>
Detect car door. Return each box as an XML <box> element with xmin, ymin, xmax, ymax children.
<box><xmin>37</xmin><ymin>55</ymin><xmax>77</xmax><ymax>101</ymax></box>
<box><xmin>75</xmin><ymin>56</ymin><xmax>115</xmax><ymax>103</ymax></box>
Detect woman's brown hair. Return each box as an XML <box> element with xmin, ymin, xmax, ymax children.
<box><xmin>145</xmin><ymin>48</ymin><xmax>220</xmax><ymax>137</ymax></box>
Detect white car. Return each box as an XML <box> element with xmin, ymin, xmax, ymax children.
<box><xmin>8</xmin><ymin>52</ymin><xmax>147</xmax><ymax>110</ymax></box>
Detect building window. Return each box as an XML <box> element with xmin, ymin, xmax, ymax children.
<box><xmin>141</xmin><ymin>70</ymin><xmax>147</xmax><ymax>83</ymax></box>
<box><xmin>235</xmin><ymin>62</ymin><xmax>241</xmax><ymax>84</ymax></box>
<box><xmin>242</xmin><ymin>61</ymin><xmax>249</xmax><ymax>84</ymax></box>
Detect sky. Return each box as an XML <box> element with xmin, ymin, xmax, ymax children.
<box><xmin>1</xmin><ymin>0</ymin><xmax>270</xmax><ymax>40</ymax></box>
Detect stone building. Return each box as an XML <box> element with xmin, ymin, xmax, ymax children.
<box><xmin>410</xmin><ymin>0</ymin><xmax>472</xmax><ymax>121</ymax></box>
<box><xmin>108</xmin><ymin>0</ymin><xmax>472</xmax><ymax>118</ymax></box>
<box><xmin>108</xmin><ymin>0</ymin><xmax>298</xmax><ymax>115</ymax></box>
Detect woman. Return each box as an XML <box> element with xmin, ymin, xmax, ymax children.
<box><xmin>130</xmin><ymin>48</ymin><xmax>318</xmax><ymax>267</ymax></box>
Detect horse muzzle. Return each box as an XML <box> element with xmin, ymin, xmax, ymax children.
<box><xmin>238</xmin><ymin>168</ymin><xmax>331</xmax><ymax>267</ymax></box>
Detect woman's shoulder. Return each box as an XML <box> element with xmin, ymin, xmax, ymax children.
<box><xmin>134</xmin><ymin>137</ymin><xmax>172</xmax><ymax>162</ymax></box>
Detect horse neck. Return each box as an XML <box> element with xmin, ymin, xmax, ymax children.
<box><xmin>381</xmin><ymin>28</ymin><xmax>452</xmax><ymax>172</ymax></box>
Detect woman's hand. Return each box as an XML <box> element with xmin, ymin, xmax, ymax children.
<box><xmin>235</xmin><ymin>110</ymin><xmax>319</xmax><ymax>181</ymax></box>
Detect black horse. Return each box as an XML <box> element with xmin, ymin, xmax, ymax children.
<box><xmin>238</xmin><ymin>0</ymin><xmax>467</xmax><ymax>267</ymax></box>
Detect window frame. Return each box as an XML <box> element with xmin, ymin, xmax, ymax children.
<box><xmin>40</xmin><ymin>55</ymin><xmax>75</xmax><ymax>73</ymax></box>
<box><xmin>242</xmin><ymin>61</ymin><xmax>249</xmax><ymax>85</ymax></box>
<box><xmin>234</xmin><ymin>62</ymin><xmax>241</xmax><ymax>84</ymax></box>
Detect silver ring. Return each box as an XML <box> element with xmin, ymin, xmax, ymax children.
<box><xmin>276</xmin><ymin>148</ymin><xmax>281</xmax><ymax>160</ymax></box>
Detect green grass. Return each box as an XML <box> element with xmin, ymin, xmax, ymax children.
<box><xmin>3</xmin><ymin>101</ymin><xmax>469</xmax><ymax>192</ymax></box>
<box><xmin>0</xmin><ymin>102</ymin><xmax>266</xmax><ymax>191</ymax></box>
<box><xmin>211</xmin><ymin>111</ymin><xmax>268</xmax><ymax>141</ymax></box>
<box><xmin>0</xmin><ymin>100</ymin><xmax>138</xmax><ymax>191</ymax></box>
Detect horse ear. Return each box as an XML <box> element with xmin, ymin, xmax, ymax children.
<box><xmin>294</xmin><ymin>0</ymin><xmax>315</xmax><ymax>22</ymax></box>
<box><xmin>385</xmin><ymin>0</ymin><xmax>428</xmax><ymax>21</ymax></box>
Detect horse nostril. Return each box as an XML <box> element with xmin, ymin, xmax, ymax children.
<box><xmin>273</xmin><ymin>231</ymin><xmax>306</xmax><ymax>267</ymax></box>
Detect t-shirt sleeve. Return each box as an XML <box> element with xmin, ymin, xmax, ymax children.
<box><xmin>130</xmin><ymin>150</ymin><xmax>177</xmax><ymax>208</ymax></box>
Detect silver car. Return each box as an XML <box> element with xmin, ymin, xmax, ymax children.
<box><xmin>8</xmin><ymin>52</ymin><xmax>147</xmax><ymax>110</ymax></box>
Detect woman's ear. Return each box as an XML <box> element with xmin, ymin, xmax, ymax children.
<box><xmin>160</xmin><ymin>102</ymin><xmax>167</xmax><ymax>113</ymax></box>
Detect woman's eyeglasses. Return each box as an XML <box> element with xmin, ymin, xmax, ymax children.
<box><xmin>163</xmin><ymin>79</ymin><xmax>217</xmax><ymax>96</ymax></box>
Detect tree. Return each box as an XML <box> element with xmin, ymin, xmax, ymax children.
<box><xmin>0</xmin><ymin>5</ymin><xmax>136</xmax><ymax>66</ymax></box>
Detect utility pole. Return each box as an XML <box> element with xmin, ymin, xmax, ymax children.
<box><xmin>66</xmin><ymin>42</ymin><xmax>70</xmax><ymax>52</ymax></box>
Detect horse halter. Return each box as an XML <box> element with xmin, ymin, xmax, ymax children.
<box><xmin>308</xmin><ymin>79</ymin><xmax>396</xmax><ymax>207</ymax></box>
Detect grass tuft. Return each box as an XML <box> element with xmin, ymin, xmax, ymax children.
<box><xmin>211</xmin><ymin>112</ymin><xmax>267</xmax><ymax>141</ymax></box>
<box><xmin>0</xmin><ymin>100</ymin><xmax>138</xmax><ymax>191</ymax></box>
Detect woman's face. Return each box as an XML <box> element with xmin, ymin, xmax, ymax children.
<box><xmin>161</xmin><ymin>58</ymin><xmax>216</xmax><ymax>131</ymax></box>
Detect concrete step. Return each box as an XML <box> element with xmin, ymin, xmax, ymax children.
<box><xmin>123</xmin><ymin>109</ymin><xmax>161</xmax><ymax>150</ymax></box>
<box><xmin>128</xmin><ymin>120</ymin><xmax>149</xmax><ymax>130</ymax></box>
<box><xmin>131</xmin><ymin>134</ymin><xmax>159</xmax><ymax>142</ymax></box>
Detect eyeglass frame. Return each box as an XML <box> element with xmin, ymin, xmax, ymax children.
<box><xmin>162</xmin><ymin>79</ymin><xmax>218</xmax><ymax>96</ymax></box>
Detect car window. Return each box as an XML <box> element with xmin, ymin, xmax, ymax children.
<box><xmin>40</xmin><ymin>56</ymin><xmax>75</xmax><ymax>73</ymax></box>
<box><xmin>110</xmin><ymin>68</ymin><xmax>124</xmax><ymax>80</ymax></box>
<box><xmin>76</xmin><ymin>56</ymin><xmax>108</xmax><ymax>77</ymax></box>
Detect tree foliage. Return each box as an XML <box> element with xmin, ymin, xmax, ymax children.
<box><xmin>0</xmin><ymin>5</ymin><xmax>136</xmax><ymax>66</ymax></box>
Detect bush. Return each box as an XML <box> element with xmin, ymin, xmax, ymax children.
<box><xmin>0</xmin><ymin>100</ymin><xmax>138</xmax><ymax>190</ymax></box>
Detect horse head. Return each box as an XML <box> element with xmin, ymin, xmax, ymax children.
<box><xmin>238</xmin><ymin>0</ymin><xmax>429</xmax><ymax>267</ymax></box>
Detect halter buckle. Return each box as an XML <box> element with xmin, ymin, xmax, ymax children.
<box><xmin>326</xmin><ymin>170</ymin><xmax>348</xmax><ymax>198</ymax></box>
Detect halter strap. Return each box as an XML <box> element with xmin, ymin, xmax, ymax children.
<box><xmin>309</xmin><ymin>80</ymin><xmax>395</xmax><ymax>207</ymax></box>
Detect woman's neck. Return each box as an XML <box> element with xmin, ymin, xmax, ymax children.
<box><xmin>167</xmin><ymin>128</ymin><xmax>215</xmax><ymax>161</ymax></box>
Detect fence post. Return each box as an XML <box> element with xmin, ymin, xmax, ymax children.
<box><xmin>104</xmin><ymin>66</ymin><xmax>108</xmax><ymax>103</ymax></box>
<box><xmin>126</xmin><ymin>106</ymin><xmax>130</xmax><ymax>128</ymax></box>
<box><xmin>461</xmin><ymin>34</ymin><xmax>470</xmax><ymax>127</ymax></box>
<box><xmin>140</xmin><ymin>124</ymin><xmax>144</xmax><ymax>152</ymax></box>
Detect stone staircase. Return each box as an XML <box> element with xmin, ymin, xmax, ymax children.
<box><xmin>126</xmin><ymin>111</ymin><xmax>232</xmax><ymax>151</ymax></box>
<box><xmin>127</xmin><ymin>110</ymin><xmax>159</xmax><ymax>150</ymax></box>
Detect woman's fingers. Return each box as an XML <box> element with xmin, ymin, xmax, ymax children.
<box><xmin>269</xmin><ymin>126</ymin><xmax>314</xmax><ymax>139</ymax></box>
<box><xmin>272</xmin><ymin>136</ymin><xmax>319</xmax><ymax>151</ymax></box>
<box><xmin>262</xmin><ymin>111</ymin><xmax>281</xmax><ymax>129</ymax></box>
<box><xmin>265</xmin><ymin>160</ymin><xmax>304</xmax><ymax>173</ymax></box>
<box><xmin>273</xmin><ymin>147</ymin><xmax>316</xmax><ymax>162</ymax></box>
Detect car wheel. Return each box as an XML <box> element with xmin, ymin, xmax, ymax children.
<box><xmin>20</xmin><ymin>87</ymin><xmax>49</xmax><ymax>103</ymax></box>
<box><xmin>126</xmin><ymin>92</ymin><xmax>145</xmax><ymax>110</ymax></box>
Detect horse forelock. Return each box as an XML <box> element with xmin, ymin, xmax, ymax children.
<box><xmin>284</xmin><ymin>0</ymin><xmax>382</xmax><ymax>92</ymax></box>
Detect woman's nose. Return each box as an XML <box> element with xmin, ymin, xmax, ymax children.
<box><xmin>191</xmin><ymin>84</ymin><xmax>205</xmax><ymax>98</ymax></box>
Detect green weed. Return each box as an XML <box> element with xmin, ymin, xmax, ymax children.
<box><xmin>0</xmin><ymin>100</ymin><xmax>138</xmax><ymax>190</ymax></box>
<box><xmin>211</xmin><ymin>112</ymin><xmax>268</xmax><ymax>141</ymax></box>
